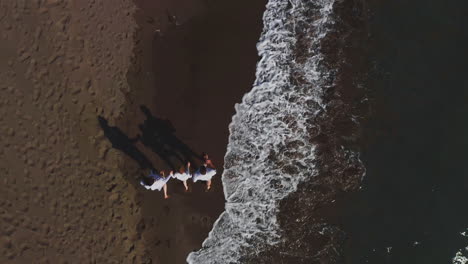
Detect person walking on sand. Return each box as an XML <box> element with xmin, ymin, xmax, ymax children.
<box><xmin>202</xmin><ymin>152</ymin><xmax>215</xmax><ymax>169</ymax></box>
<box><xmin>193</xmin><ymin>153</ymin><xmax>217</xmax><ymax>191</ymax></box>
<box><xmin>172</xmin><ymin>161</ymin><xmax>192</xmax><ymax>191</ymax></box>
<box><xmin>140</xmin><ymin>170</ymin><xmax>172</xmax><ymax>199</ymax></box>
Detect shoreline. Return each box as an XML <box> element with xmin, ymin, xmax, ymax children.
<box><xmin>117</xmin><ymin>0</ymin><xmax>267</xmax><ymax>263</ymax></box>
<box><xmin>2</xmin><ymin>0</ymin><xmax>465</xmax><ymax>263</ymax></box>
<box><xmin>238</xmin><ymin>0</ymin><xmax>372</xmax><ymax>262</ymax></box>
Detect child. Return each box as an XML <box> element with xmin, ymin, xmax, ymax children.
<box><xmin>140</xmin><ymin>170</ymin><xmax>172</xmax><ymax>199</ymax></box>
<box><xmin>172</xmin><ymin>162</ymin><xmax>192</xmax><ymax>191</ymax></box>
<box><xmin>193</xmin><ymin>154</ymin><xmax>216</xmax><ymax>191</ymax></box>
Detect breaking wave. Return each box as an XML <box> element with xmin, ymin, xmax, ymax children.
<box><xmin>187</xmin><ymin>0</ymin><xmax>338</xmax><ymax>262</ymax></box>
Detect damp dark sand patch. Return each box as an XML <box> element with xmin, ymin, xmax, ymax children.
<box><xmin>116</xmin><ymin>0</ymin><xmax>267</xmax><ymax>263</ymax></box>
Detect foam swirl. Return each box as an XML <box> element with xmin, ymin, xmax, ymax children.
<box><xmin>187</xmin><ymin>0</ymin><xmax>337</xmax><ymax>262</ymax></box>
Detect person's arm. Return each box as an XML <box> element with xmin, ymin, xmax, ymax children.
<box><xmin>206</xmin><ymin>159</ymin><xmax>215</xmax><ymax>169</ymax></box>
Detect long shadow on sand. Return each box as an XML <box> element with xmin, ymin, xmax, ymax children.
<box><xmin>98</xmin><ymin>116</ymin><xmax>154</xmax><ymax>170</ymax></box>
<box><xmin>98</xmin><ymin>108</ymin><xmax>202</xmax><ymax>172</ymax></box>
<box><xmin>137</xmin><ymin>105</ymin><xmax>203</xmax><ymax>170</ymax></box>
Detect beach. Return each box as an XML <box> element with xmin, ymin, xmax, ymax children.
<box><xmin>123</xmin><ymin>0</ymin><xmax>267</xmax><ymax>263</ymax></box>
<box><xmin>0</xmin><ymin>0</ymin><xmax>266</xmax><ymax>263</ymax></box>
<box><xmin>0</xmin><ymin>0</ymin><xmax>145</xmax><ymax>262</ymax></box>
<box><xmin>4</xmin><ymin>0</ymin><xmax>465</xmax><ymax>263</ymax></box>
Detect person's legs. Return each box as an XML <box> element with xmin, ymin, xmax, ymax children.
<box><xmin>207</xmin><ymin>180</ymin><xmax>211</xmax><ymax>191</ymax></box>
<box><xmin>163</xmin><ymin>184</ymin><xmax>169</xmax><ymax>199</ymax></box>
<box><xmin>183</xmin><ymin>180</ymin><xmax>188</xmax><ymax>191</ymax></box>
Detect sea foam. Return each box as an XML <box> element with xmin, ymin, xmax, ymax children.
<box><xmin>453</xmin><ymin>229</ymin><xmax>468</xmax><ymax>264</ymax></box>
<box><xmin>187</xmin><ymin>0</ymin><xmax>337</xmax><ymax>262</ymax></box>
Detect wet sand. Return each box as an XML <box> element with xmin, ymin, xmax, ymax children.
<box><xmin>119</xmin><ymin>0</ymin><xmax>267</xmax><ymax>263</ymax></box>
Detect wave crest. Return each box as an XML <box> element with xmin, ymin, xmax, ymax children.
<box><xmin>188</xmin><ymin>0</ymin><xmax>338</xmax><ymax>263</ymax></box>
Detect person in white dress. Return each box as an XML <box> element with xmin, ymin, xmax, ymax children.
<box><xmin>172</xmin><ymin>161</ymin><xmax>192</xmax><ymax>191</ymax></box>
<box><xmin>192</xmin><ymin>153</ymin><xmax>216</xmax><ymax>191</ymax></box>
<box><xmin>140</xmin><ymin>170</ymin><xmax>172</xmax><ymax>199</ymax></box>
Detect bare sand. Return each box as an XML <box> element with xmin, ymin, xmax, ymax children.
<box><xmin>0</xmin><ymin>0</ymin><xmax>148</xmax><ymax>263</ymax></box>
<box><xmin>0</xmin><ymin>0</ymin><xmax>265</xmax><ymax>263</ymax></box>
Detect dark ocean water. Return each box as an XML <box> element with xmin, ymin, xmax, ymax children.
<box><xmin>186</xmin><ymin>1</ymin><xmax>467</xmax><ymax>263</ymax></box>
<box><xmin>343</xmin><ymin>0</ymin><xmax>468</xmax><ymax>263</ymax></box>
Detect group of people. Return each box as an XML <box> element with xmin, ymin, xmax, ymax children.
<box><xmin>140</xmin><ymin>153</ymin><xmax>216</xmax><ymax>199</ymax></box>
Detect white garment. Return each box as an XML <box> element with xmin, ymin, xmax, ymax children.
<box><xmin>173</xmin><ymin>171</ymin><xmax>191</xmax><ymax>181</ymax></box>
<box><xmin>140</xmin><ymin>176</ymin><xmax>171</xmax><ymax>191</ymax></box>
<box><xmin>193</xmin><ymin>167</ymin><xmax>216</xmax><ymax>182</ymax></box>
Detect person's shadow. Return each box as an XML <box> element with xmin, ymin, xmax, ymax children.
<box><xmin>97</xmin><ymin>116</ymin><xmax>154</xmax><ymax>170</ymax></box>
<box><xmin>137</xmin><ymin>121</ymin><xmax>182</xmax><ymax>171</ymax></box>
<box><xmin>138</xmin><ymin>105</ymin><xmax>202</xmax><ymax>168</ymax></box>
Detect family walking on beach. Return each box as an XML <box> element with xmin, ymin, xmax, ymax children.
<box><xmin>98</xmin><ymin>105</ymin><xmax>216</xmax><ymax>199</ymax></box>
<box><xmin>140</xmin><ymin>153</ymin><xmax>217</xmax><ymax>199</ymax></box>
